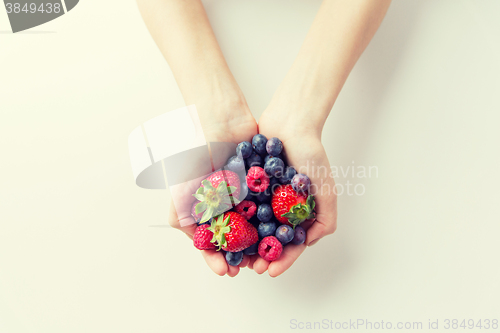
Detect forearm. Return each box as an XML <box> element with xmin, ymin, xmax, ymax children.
<box><xmin>271</xmin><ymin>0</ymin><xmax>392</xmax><ymax>132</ymax></box>
<box><xmin>136</xmin><ymin>0</ymin><xmax>245</xmax><ymax>106</ymax></box>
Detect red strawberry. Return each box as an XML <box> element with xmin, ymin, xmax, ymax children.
<box><xmin>193</xmin><ymin>224</ymin><xmax>217</xmax><ymax>250</ymax></box>
<box><xmin>208</xmin><ymin>212</ymin><xmax>258</xmax><ymax>252</ymax></box>
<box><xmin>192</xmin><ymin>170</ymin><xmax>241</xmax><ymax>223</ymax></box>
<box><xmin>204</xmin><ymin>170</ymin><xmax>241</xmax><ymax>198</ymax></box>
<box><xmin>271</xmin><ymin>184</ymin><xmax>315</xmax><ymax>227</ymax></box>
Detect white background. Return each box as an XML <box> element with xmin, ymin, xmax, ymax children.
<box><xmin>1</xmin><ymin>0</ymin><xmax>499</xmax><ymax>332</ymax></box>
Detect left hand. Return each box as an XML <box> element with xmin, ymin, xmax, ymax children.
<box><xmin>250</xmin><ymin>104</ymin><xmax>338</xmax><ymax>277</ymax></box>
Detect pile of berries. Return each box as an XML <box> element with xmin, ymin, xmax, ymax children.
<box><xmin>191</xmin><ymin>135</ymin><xmax>315</xmax><ymax>266</ymax></box>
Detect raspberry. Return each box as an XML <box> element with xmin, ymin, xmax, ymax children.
<box><xmin>246</xmin><ymin>166</ymin><xmax>270</xmax><ymax>193</ymax></box>
<box><xmin>234</xmin><ymin>200</ymin><xmax>257</xmax><ymax>220</ymax></box>
<box><xmin>193</xmin><ymin>224</ymin><xmax>217</xmax><ymax>250</ymax></box>
<box><xmin>258</xmin><ymin>236</ymin><xmax>283</xmax><ymax>261</ymax></box>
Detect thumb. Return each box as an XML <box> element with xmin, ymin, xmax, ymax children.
<box><xmin>305</xmin><ymin>212</ymin><xmax>337</xmax><ymax>246</ymax></box>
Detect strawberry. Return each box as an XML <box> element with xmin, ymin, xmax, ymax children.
<box><xmin>193</xmin><ymin>170</ymin><xmax>241</xmax><ymax>223</ymax></box>
<box><xmin>208</xmin><ymin>212</ymin><xmax>258</xmax><ymax>252</ymax></box>
<box><xmin>204</xmin><ymin>170</ymin><xmax>241</xmax><ymax>198</ymax></box>
<box><xmin>271</xmin><ymin>184</ymin><xmax>315</xmax><ymax>227</ymax></box>
<box><xmin>193</xmin><ymin>224</ymin><xmax>217</xmax><ymax>250</ymax></box>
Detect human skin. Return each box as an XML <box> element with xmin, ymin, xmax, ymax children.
<box><xmin>136</xmin><ymin>0</ymin><xmax>392</xmax><ymax>277</ymax></box>
<box><xmin>136</xmin><ymin>0</ymin><xmax>257</xmax><ymax>277</ymax></box>
<box><xmin>256</xmin><ymin>0</ymin><xmax>392</xmax><ymax>276</ymax></box>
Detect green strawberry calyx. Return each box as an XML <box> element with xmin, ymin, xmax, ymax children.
<box><xmin>207</xmin><ymin>214</ymin><xmax>231</xmax><ymax>251</ymax></box>
<box><xmin>281</xmin><ymin>195</ymin><xmax>316</xmax><ymax>228</ymax></box>
<box><xmin>193</xmin><ymin>180</ymin><xmax>240</xmax><ymax>223</ymax></box>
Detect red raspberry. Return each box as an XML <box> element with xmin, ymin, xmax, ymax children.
<box><xmin>234</xmin><ymin>200</ymin><xmax>257</xmax><ymax>220</ymax></box>
<box><xmin>193</xmin><ymin>224</ymin><xmax>217</xmax><ymax>250</ymax></box>
<box><xmin>258</xmin><ymin>236</ymin><xmax>283</xmax><ymax>261</ymax></box>
<box><xmin>246</xmin><ymin>166</ymin><xmax>270</xmax><ymax>193</ymax></box>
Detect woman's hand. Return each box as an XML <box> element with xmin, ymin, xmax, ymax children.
<box><xmin>168</xmin><ymin>99</ymin><xmax>258</xmax><ymax>277</ymax></box>
<box><xmin>253</xmin><ymin>103</ymin><xmax>338</xmax><ymax>277</ymax></box>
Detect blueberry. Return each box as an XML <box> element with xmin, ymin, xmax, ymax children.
<box><xmin>226</xmin><ymin>155</ymin><xmax>245</xmax><ymax>172</ymax></box>
<box><xmin>252</xmin><ymin>134</ymin><xmax>268</xmax><ymax>155</ymax></box>
<box><xmin>257</xmin><ymin>203</ymin><xmax>273</xmax><ymax>222</ymax></box>
<box><xmin>291</xmin><ymin>225</ymin><xmax>306</xmax><ymax>245</ymax></box>
<box><xmin>275</xmin><ymin>224</ymin><xmax>294</xmax><ymax>244</ymax></box>
<box><xmin>236</xmin><ymin>141</ymin><xmax>252</xmax><ymax>159</ymax></box>
<box><xmin>255</xmin><ymin>190</ymin><xmax>271</xmax><ymax>203</ymax></box>
<box><xmin>264</xmin><ymin>157</ymin><xmax>285</xmax><ymax>178</ymax></box>
<box><xmin>243</xmin><ymin>242</ymin><xmax>259</xmax><ymax>255</ymax></box>
<box><xmin>258</xmin><ymin>221</ymin><xmax>277</xmax><ymax>238</ymax></box>
<box><xmin>269</xmin><ymin>177</ymin><xmax>281</xmax><ymax>194</ymax></box>
<box><xmin>264</xmin><ymin>154</ymin><xmax>272</xmax><ymax>164</ymax></box>
<box><xmin>245</xmin><ymin>152</ymin><xmax>262</xmax><ymax>168</ymax></box>
<box><xmin>266</xmin><ymin>137</ymin><xmax>283</xmax><ymax>156</ymax></box>
<box><xmin>248</xmin><ymin>215</ymin><xmax>260</xmax><ymax>228</ymax></box>
<box><xmin>291</xmin><ymin>173</ymin><xmax>311</xmax><ymax>193</ymax></box>
<box><xmin>280</xmin><ymin>166</ymin><xmax>297</xmax><ymax>184</ymax></box>
<box><xmin>225</xmin><ymin>251</ymin><xmax>244</xmax><ymax>266</ymax></box>
<box><xmin>240</xmin><ymin>182</ymin><xmax>253</xmax><ymax>201</ymax></box>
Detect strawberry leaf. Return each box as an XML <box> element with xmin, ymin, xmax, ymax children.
<box><xmin>200</xmin><ymin>205</ymin><xmax>214</xmax><ymax>223</ymax></box>
<box><xmin>195</xmin><ymin>201</ymin><xmax>208</xmax><ymax>214</ymax></box>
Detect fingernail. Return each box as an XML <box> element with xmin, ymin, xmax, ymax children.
<box><xmin>308</xmin><ymin>238</ymin><xmax>320</xmax><ymax>247</ymax></box>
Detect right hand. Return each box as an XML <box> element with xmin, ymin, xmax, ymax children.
<box><xmin>167</xmin><ymin>99</ymin><xmax>258</xmax><ymax>277</ymax></box>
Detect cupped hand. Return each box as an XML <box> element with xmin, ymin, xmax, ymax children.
<box><xmin>167</xmin><ymin>99</ymin><xmax>258</xmax><ymax>277</ymax></box>
<box><xmin>253</xmin><ymin>107</ymin><xmax>338</xmax><ymax>277</ymax></box>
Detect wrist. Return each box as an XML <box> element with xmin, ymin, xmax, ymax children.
<box><xmin>191</xmin><ymin>94</ymin><xmax>255</xmax><ymax>143</ymax></box>
<box><xmin>264</xmin><ymin>88</ymin><xmax>332</xmax><ymax>139</ymax></box>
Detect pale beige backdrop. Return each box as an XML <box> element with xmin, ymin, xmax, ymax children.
<box><xmin>1</xmin><ymin>1</ymin><xmax>499</xmax><ymax>332</ymax></box>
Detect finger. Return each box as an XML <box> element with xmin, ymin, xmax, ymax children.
<box><xmin>267</xmin><ymin>243</ymin><xmax>307</xmax><ymax>277</ymax></box>
<box><xmin>247</xmin><ymin>255</ymin><xmax>258</xmax><ymax>270</ymax></box>
<box><xmin>300</xmin><ymin>219</ymin><xmax>315</xmax><ymax>231</ymax></box>
<box><xmin>239</xmin><ymin>255</ymin><xmax>250</xmax><ymax>268</ymax></box>
<box><xmin>168</xmin><ymin>200</ymin><xmax>197</xmax><ymax>237</ymax></box>
<box><xmin>305</xmin><ymin>213</ymin><xmax>337</xmax><ymax>246</ymax></box>
<box><xmin>227</xmin><ymin>264</ymin><xmax>240</xmax><ymax>277</ymax></box>
<box><xmin>252</xmin><ymin>257</ymin><xmax>270</xmax><ymax>274</ymax></box>
<box><xmin>305</xmin><ymin>181</ymin><xmax>338</xmax><ymax>245</ymax></box>
<box><xmin>200</xmin><ymin>250</ymin><xmax>228</xmax><ymax>276</ymax></box>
